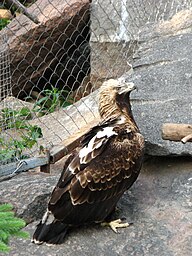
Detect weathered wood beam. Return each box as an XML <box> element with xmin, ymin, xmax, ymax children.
<box><xmin>162</xmin><ymin>123</ymin><xmax>192</xmax><ymax>143</ymax></box>
<box><xmin>0</xmin><ymin>117</ymin><xmax>100</xmax><ymax>177</ymax></box>
<box><xmin>181</xmin><ymin>134</ymin><xmax>192</xmax><ymax>144</ymax></box>
<box><xmin>50</xmin><ymin>118</ymin><xmax>100</xmax><ymax>164</ymax></box>
<box><xmin>0</xmin><ymin>156</ymin><xmax>49</xmax><ymax>181</ymax></box>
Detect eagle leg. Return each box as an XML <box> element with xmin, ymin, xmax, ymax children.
<box><xmin>101</xmin><ymin>218</ymin><xmax>131</xmax><ymax>233</ymax></box>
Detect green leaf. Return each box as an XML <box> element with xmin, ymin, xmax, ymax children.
<box><xmin>32</xmin><ymin>86</ymin><xmax>73</xmax><ymax>115</ymax></box>
<box><xmin>0</xmin><ymin>149</ymin><xmax>16</xmax><ymax>162</ymax></box>
<box><xmin>0</xmin><ymin>219</ymin><xmax>26</xmax><ymax>231</ymax></box>
<box><xmin>0</xmin><ymin>230</ymin><xmax>9</xmax><ymax>243</ymax></box>
<box><xmin>0</xmin><ymin>212</ymin><xmax>14</xmax><ymax>219</ymax></box>
<box><xmin>0</xmin><ymin>121</ymin><xmax>43</xmax><ymax>163</ymax></box>
<box><xmin>0</xmin><ymin>204</ymin><xmax>29</xmax><ymax>253</ymax></box>
<box><xmin>12</xmin><ymin>230</ymin><xmax>29</xmax><ymax>239</ymax></box>
<box><xmin>0</xmin><ymin>241</ymin><xmax>10</xmax><ymax>253</ymax></box>
<box><xmin>0</xmin><ymin>204</ymin><xmax>13</xmax><ymax>212</ymax></box>
<box><xmin>0</xmin><ymin>18</ymin><xmax>11</xmax><ymax>30</ymax></box>
<box><xmin>34</xmin><ymin>96</ymin><xmax>49</xmax><ymax>106</ymax></box>
<box><xmin>18</xmin><ymin>108</ymin><xmax>32</xmax><ymax>119</ymax></box>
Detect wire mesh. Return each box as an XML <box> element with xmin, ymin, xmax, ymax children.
<box><xmin>0</xmin><ymin>0</ymin><xmax>191</xmax><ymax>167</ymax></box>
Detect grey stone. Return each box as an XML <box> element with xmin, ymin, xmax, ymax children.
<box><xmin>0</xmin><ymin>157</ymin><xmax>191</xmax><ymax>255</ymax></box>
<box><xmin>90</xmin><ymin>41</ymin><xmax>136</xmax><ymax>88</ymax></box>
<box><xmin>89</xmin><ymin>8</ymin><xmax>192</xmax><ymax>156</ymax></box>
<box><xmin>0</xmin><ymin>171</ymin><xmax>53</xmax><ymax>222</ymax></box>
<box><xmin>129</xmin><ymin>10</ymin><xmax>192</xmax><ymax>156</ymax></box>
<box><xmin>91</xmin><ymin>0</ymin><xmax>192</xmax><ymax>42</ymax></box>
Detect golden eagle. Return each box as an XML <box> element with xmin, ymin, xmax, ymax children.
<box><xmin>32</xmin><ymin>79</ymin><xmax>145</xmax><ymax>245</ymax></box>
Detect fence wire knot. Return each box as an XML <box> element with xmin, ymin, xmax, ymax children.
<box><xmin>0</xmin><ymin>160</ymin><xmax>28</xmax><ymax>182</ymax></box>
<box><xmin>12</xmin><ymin>160</ymin><xmax>28</xmax><ymax>175</ymax></box>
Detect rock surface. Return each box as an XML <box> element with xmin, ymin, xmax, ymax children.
<box><xmin>90</xmin><ymin>41</ymin><xmax>135</xmax><ymax>89</ymax></box>
<box><xmin>91</xmin><ymin>0</ymin><xmax>192</xmax><ymax>41</ymax></box>
<box><xmin>129</xmin><ymin>9</ymin><xmax>192</xmax><ymax>156</ymax></box>
<box><xmin>1</xmin><ymin>0</ymin><xmax>91</xmax><ymax>99</ymax></box>
<box><xmin>0</xmin><ymin>157</ymin><xmax>191</xmax><ymax>255</ymax></box>
<box><xmin>0</xmin><ymin>9</ymin><xmax>12</xmax><ymax>19</ymax></box>
<box><xmin>72</xmin><ymin>9</ymin><xmax>192</xmax><ymax>156</ymax></box>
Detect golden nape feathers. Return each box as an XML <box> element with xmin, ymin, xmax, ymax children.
<box><xmin>99</xmin><ymin>79</ymin><xmax>138</xmax><ymax>131</ymax></box>
<box><xmin>32</xmin><ymin>79</ymin><xmax>144</xmax><ymax>245</ymax></box>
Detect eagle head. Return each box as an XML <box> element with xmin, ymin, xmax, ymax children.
<box><xmin>99</xmin><ymin>79</ymin><xmax>137</xmax><ymax>119</ymax></box>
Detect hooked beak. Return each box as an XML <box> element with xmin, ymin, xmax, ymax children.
<box><xmin>118</xmin><ymin>82</ymin><xmax>137</xmax><ymax>95</ymax></box>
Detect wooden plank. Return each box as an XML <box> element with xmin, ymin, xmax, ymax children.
<box><xmin>181</xmin><ymin>134</ymin><xmax>192</xmax><ymax>144</ymax></box>
<box><xmin>50</xmin><ymin>117</ymin><xmax>100</xmax><ymax>163</ymax></box>
<box><xmin>0</xmin><ymin>116</ymin><xmax>99</xmax><ymax>176</ymax></box>
<box><xmin>0</xmin><ymin>117</ymin><xmax>100</xmax><ymax>176</ymax></box>
<box><xmin>0</xmin><ymin>156</ymin><xmax>49</xmax><ymax>177</ymax></box>
<box><xmin>162</xmin><ymin>123</ymin><xmax>192</xmax><ymax>142</ymax></box>
<box><xmin>40</xmin><ymin>163</ymin><xmax>50</xmax><ymax>173</ymax></box>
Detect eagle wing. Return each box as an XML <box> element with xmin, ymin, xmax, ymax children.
<box><xmin>48</xmin><ymin>117</ymin><xmax>144</xmax><ymax>213</ymax></box>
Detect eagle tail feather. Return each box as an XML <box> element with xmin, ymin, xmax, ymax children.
<box><xmin>32</xmin><ymin>211</ymin><xmax>68</xmax><ymax>245</ymax></box>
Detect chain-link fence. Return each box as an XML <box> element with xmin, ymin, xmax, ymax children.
<box><xmin>0</xmin><ymin>0</ymin><xmax>191</xmax><ymax>174</ymax></box>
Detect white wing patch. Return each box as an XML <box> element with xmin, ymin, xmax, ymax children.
<box><xmin>79</xmin><ymin>136</ymin><xmax>99</xmax><ymax>160</ymax></box>
<box><xmin>96</xmin><ymin>127</ymin><xmax>117</xmax><ymax>138</ymax></box>
<box><xmin>79</xmin><ymin>127</ymin><xmax>117</xmax><ymax>164</ymax></box>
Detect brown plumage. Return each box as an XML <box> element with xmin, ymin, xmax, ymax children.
<box><xmin>32</xmin><ymin>79</ymin><xmax>145</xmax><ymax>245</ymax></box>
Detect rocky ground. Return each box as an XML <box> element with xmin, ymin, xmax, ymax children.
<box><xmin>0</xmin><ymin>156</ymin><xmax>191</xmax><ymax>255</ymax></box>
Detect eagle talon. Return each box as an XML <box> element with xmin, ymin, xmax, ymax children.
<box><xmin>101</xmin><ymin>218</ymin><xmax>130</xmax><ymax>233</ymax></box>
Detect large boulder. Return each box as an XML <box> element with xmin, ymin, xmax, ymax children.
<box><xmin>87</xmin><ymin>9</ymin><xmax>192</xmax><ymax>156</ymax></box>
<box><xmin>1</xmin><ymin>0</ymin><xmax>91</xmax><ymax>99</ymax></box>
<box><xmin>91</xmin><ymin>0</ymin><xmax>191</xmax><ymax>42</ymax></box>
<box><xmin>130</xmin><ymin>9</ymin><xmax>192</xmax><ymax>156</ymax></box>
<box><xmin>90</xmin><ymin>0</ymin><xmax>192</xmax><ymax>89</ymax></box>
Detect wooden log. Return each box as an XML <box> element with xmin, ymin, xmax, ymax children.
<box><xmin>0</xmin><ymin>156</ymin><xmax>49</xmax><ymax>181</ymax></box>
<box><xmin>0</xmin><ymin>113</ymin><xmax>99</xmax><ymax>176</ymax></box>
<box><xmin>162</xmin><ymin>123</ymin><xmax>192</xmax><ymax>143</ymax></box>
<box><xmin>181</xmin><ymin>134</ymin><xmax>192</xmax><ymax>144</ymax></box>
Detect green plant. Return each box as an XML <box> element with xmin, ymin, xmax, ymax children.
<box><xmin>0</xmin><ymin>203</ymin><xmax>29</xmax><ymax>253</ymax></box>
<box><xmin>0</xmin><ymin>18</ymin><xmax>10</xmax><ymax>30</ymax></box>
<box><xmin>33</xmin><ymin>87</ymin><xmax>73</xmax><ymax>116</ymax></box>
<box><xmin>0</xmin><ymin>107</ymin><xmax>42</xmax><ymax>164</ymax></box>
<box><xmin>0</xmin><ymin>124</ymin><xmax>43</xmax><ymax>164</ymax></box>
<box><xmin>0</xmin><ymin>107</ymin><xmax>32</xmax><ymax>130</ymax></box>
